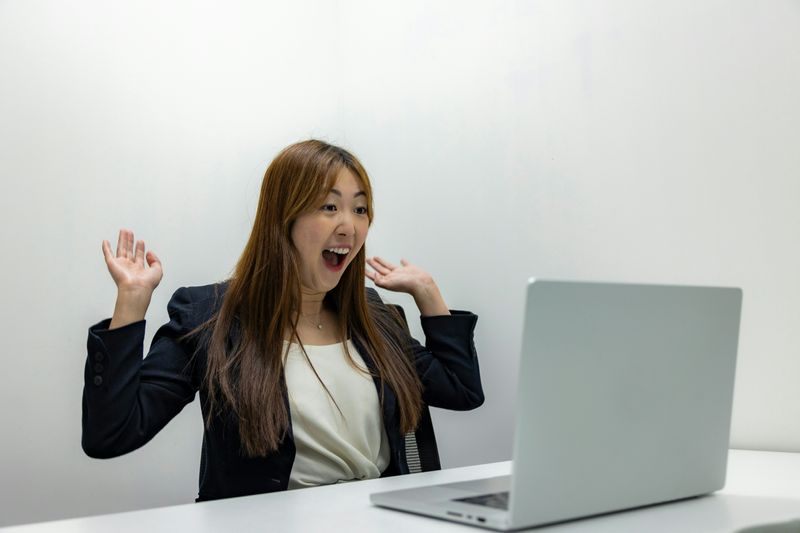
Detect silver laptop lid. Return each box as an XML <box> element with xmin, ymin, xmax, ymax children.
<box><xmin>509</xmin><ymin>280</ymin><xmax>742</xmax><ymax>527</ymax></box>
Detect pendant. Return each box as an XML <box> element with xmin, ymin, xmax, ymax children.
<box><xmin>317</xmin><ymin>324</ymin><xmax>323</xmax><ymax>330</ymax></box>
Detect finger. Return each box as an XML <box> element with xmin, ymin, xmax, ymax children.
<box><xmin>123</xmin><ymin>229</ymin><xmax>133</xmax><ymax>258</ymax></box>
<box><xmin>366</xmin><ymin>259</ymin><xmax>390</xmax><ymax>276</ymax></box>
<box><xmin>146</xmin><ymin>250</ymin><xmax>162</xmax><ymax>268</ymax></box>
<box><xmin>400</xmin><ymin>258</ymin><xmax>410</xmax><ymax>267</ymax></box>
<box><xmin>369</xmin><ymin>272</ymin><xmax>387</xmax><ymax>288</ymax></box>
<box><xmin>367</xmin><ymin>256</ymin><xmax>393</xmax><ymax>275</ymax></box>
<box><xmin>134</xmin><ymin>240</ymin><xmax>146</xmax><ymax>266</ymax></box>
<box><xmin>146</xmin><ymin>252</ymin><xmax>163</xmax><ymax>284</ymax></box>
<box><xmin>122</xmin><ymin>230</ymin><xmax>130</xmax><ymax>259</ymax></box>
<box><xmin>102</xmin><ymin>240</ymin><xmax>113</xmax><ymax>263</ymax></box>
<box><xmin>116</xmin><ymin>230</ymin><xmax>125</xmax><ymax>258</ymax></box>
<box><xmin>365</xmin><ymin>266</ymin><xmax>386</xmax><ymax>283</ymax></box>
<box><xmin>127</xmin><ymin>231</ymin><xmax>134</xmax><ymax>260</ymax></box>
<box><xmin>367</xmin><ymin>257</ymin><xmax>385</xmax><ymax>271</ymax></box>
<box><xmin>373</xmin><ymin>256</ymin><xmax>398</xmax><ymax>270</ymax></box>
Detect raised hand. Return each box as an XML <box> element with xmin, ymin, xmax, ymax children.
<box><xmin>365</xmin><ymin>257</ymin><xmax>450</xmax><ymax>317</ymax></box>
<box><xmin>102</xmin><ymin>229</ymin><xmax>163</xmax><ymax>292</ymax></box>
<box><xmin>102</xmin><ymin>229</ymin><xmax>163</xmax><ymax>329</ymax></box>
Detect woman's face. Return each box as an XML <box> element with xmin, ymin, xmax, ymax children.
<box><xmin>291</xmin><ymin>167</ymin><xmax>370</xmax><ymax>295</ymax></box>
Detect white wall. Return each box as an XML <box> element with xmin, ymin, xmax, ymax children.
<box><xmin>1</xmin><ymin>0</ymin><xmax>798</xmax><ymax>527</ymax></box>
<box><xmin>0</xmin><ymin>0</ymin><xmax>343</xmax><ymax>525</ymax></box>
<box><xmin>335</xmin><ymin>0</ymin><xmax>800</xmax><ymax>470</ymax></box>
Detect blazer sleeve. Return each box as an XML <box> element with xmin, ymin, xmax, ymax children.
<box><xmin>412</xmin><ymin>311</ymin><xmax>484</xmax><ymax>411</ymax></box>
<box><xmin>82</xmin><ymin>287</ymin><xmax>201</xmax><ymax>458</ymax></box>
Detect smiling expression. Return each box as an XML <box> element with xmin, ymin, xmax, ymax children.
<box><xmin>290</xmin><ymin>167</ymin><xmax>370</xmax><ymax>295</ymax></box>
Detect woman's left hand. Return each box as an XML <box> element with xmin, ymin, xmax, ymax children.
<box><xmin>365</xmin><ymin>257</ymin><xmax>450</xmax><ymax>316</ymax></box>
<box><xmin>365</xmin><ymin>257</ymin><xmax>429</xmax><ymax>294</ymax></box>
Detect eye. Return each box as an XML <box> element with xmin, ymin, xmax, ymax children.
<box><xmin>321</xmin><ymin>204</ymin><xmax>338</xmax><ymax>212</ymax></box>
<box><xmin>354</xmin><ymin>206</ymin><xmax>368</xmax><ymax>215</ymax></box>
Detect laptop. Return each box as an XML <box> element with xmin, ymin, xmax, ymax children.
<box><xmin>371</xmin><ymin>279</ymin><xmax>742</xmax><ymax>530</ymax></box>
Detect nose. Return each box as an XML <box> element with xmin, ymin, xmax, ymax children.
<box><xmin>336</xmin><ymin>211</ymin><xmax>356</xmax><ymax>237</ymax></box>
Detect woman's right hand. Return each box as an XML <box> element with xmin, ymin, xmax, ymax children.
<box><xmin>102</xmin><ymin>229</ymin><xmax>163</xmax><ymax>294</ymax></box>
<box><xmin>103</xmin><ymin>229</ymin><xmax>163</xmax><ymax>329</ymax></box>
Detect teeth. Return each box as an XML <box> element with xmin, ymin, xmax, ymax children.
<box><xmin>327</xmin><ymin>247</ymin><xmax>350</xmax><ymax>255</ymax></box>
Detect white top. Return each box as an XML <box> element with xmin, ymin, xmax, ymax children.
<box><xmin>283</xmin><ymin>340</ymin><xmax>390</xmax><ymax>489</ymax></box>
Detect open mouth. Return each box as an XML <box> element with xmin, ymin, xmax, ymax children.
<box><xmin>321</xmin><ymin>247</ymin><xmax>350</xmax><ymax>270</ymax></box>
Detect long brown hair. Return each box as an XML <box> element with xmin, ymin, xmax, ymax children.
<box><xmin>197</xmin><ymin>140</ymin><xmax>422</xmax><ymax>457</ymax></box>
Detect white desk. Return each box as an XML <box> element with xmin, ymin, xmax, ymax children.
<box><xmin>3</xmin><ymin>450</ymin><xmax>799</xmax><ymax>532</ymax></box>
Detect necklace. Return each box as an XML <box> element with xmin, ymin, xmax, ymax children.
<box><xmin>300</xmin><ymin>311</ymin><xmax>323</xmax><ymax>330</ymax></box>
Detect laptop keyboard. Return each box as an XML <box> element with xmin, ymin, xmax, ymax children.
<box><xmin>454</xmin><ymin>491</ymin><xmax>510</xmax><ymax>510</ymax></box>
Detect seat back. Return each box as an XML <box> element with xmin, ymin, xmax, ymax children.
<box><xmin>389</xmin><ymin>304</ymin><xmax>442</xmax><ymax>473</ymax></box>
<box><xmin>404</xmin><ymin>404</ymin><xmax>441</xmax><ymax>473</ymax></box>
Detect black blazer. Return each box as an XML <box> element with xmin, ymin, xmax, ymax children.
<box><xmin>82</xmin><ymin>282</ymin><xmax>483</xmax><ymax>501</ymax></box>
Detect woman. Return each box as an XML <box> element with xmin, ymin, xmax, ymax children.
<box><xmin>82</xmin><ymin>139</ymin><xmax>483</xmax><ymax>501</ymax></box>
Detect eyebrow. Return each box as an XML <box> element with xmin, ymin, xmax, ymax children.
<box><xmin>329</xmin><ymin>188</ymin><xmax>367</xmax><ymax>199</ymax></box>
